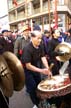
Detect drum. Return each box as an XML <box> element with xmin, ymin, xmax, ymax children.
<box><xmin>37</xmin><ymin>74</ymin><xmax>71</xmax><ymax>99</ymax></box>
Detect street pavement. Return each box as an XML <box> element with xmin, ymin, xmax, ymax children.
<box><xmin>9</xmin><ymin>86</ymin><xmax>33</xmax><ymax>108</ymax></box>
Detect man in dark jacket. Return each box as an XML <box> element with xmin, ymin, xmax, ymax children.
<box><xmin>0</xmin><ymin>29</ymin><xmax>14</xmax><ymax>54</ymax></box>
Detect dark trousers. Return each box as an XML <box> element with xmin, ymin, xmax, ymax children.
<box><xmin>24</xmin><ymin>69</ymin><xmax>41</xmax><ymax>106</ymax></box>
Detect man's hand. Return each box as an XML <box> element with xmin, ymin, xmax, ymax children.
<box><xmin>41</xmin><ymin>68</ymin><xmax>52</xmax><ymax>77</ymax></box>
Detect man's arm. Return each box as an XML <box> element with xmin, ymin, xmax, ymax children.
<box><xmin>26</xmin><ymin>62</ymin><xmax>52</xmax><ymax>76</ymax></box>
<box><xmin>41</xmin><ymin>56</ymin><xmax>49</xmax><ymax>69</ymax></box>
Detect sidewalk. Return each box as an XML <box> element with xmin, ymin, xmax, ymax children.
<box><xmin>9</xmin><ymin>86</ymin><xmax>33</xmax><ymax>108</ymax></box>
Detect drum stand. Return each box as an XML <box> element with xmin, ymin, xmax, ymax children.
<box><xmin>39</xmin><ymin>99</ymin><xmax>57</xmax><ymax>108</ymax></box>
<box><xmin>39</xmin><ymin>99</ymin><xmax>51</xmax><ymax>108</ymax></box>
<box><xmin>0</xmin><ymin>87</ymin><xmax>9</xmax><ymax>108</ymax></box>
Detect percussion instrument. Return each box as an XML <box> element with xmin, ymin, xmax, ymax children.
<box><xmin>3</xmin><ymin>51</ymin><xmax>25</xmax><ymax>91</ymax></box>
<box><xmin>0</xmin><ymin>51</ymin><xmax>25</xmax><ymax>108</ymax></box>
<box><xmin>37</xmin><ymin>74</ymin><xmax>71</xmax><ymax>99</ymax></box>
<box><xmin>0</xmin><ymin>55</ymin><xmax>13</xmax><ymax>97</ymax></box>
<box><xmin>55</xmin><ymin>42</ymin><xmax>71</xmax><ymax>62</ymax></box>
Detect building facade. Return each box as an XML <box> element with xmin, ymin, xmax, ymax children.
<box><xmin>8</xmin><ymin>0</ymin><xmax>71</xmax><ymax>31</ymax></box>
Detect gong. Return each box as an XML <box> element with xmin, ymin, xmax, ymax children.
<box><xmin>0</xmin><ymin>55</ymin><xmax>13</xmax><ymax>97</ymax></box>
<box><xmin>55</xmin><ymin>42</ymin><xmax>71</xmax><ymax>62</ymax></box>
<box><xmin>3</xmin><ymin>51</ymin><xmax>25</xmax><ymax>91</ymax></box>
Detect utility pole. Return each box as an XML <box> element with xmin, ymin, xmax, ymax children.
<box><xmin>48</xmin><ymin>0</ymin><xmax>51</xmax><ymax>30</ymax></box>
<box><xmin>54</xmin><ymin>0</ymin><xmax>58</xmax><ymax>28</ymax></box>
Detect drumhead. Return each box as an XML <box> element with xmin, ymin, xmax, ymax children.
<box><xmin>37</xmin><ymin>74</ymin><xmax>71</xmax><ymax>92</ymax></box>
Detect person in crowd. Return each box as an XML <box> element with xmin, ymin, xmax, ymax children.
<box><xmin>14</xmin><ymin>25</ymin><xmax>31</xmax><ymax>60</ymax></box>
<box><xmin>65</xmin><ymin>31</ymin><xmax>71</xmax><ymax>44</ymax></box>
<box><xmin>67</xmin><ymin>23</ymin><xmax>71</xmax><ymax>35</ymax></box>
<box><xmin>33</xmin><ymin>25</ymin><xmax>41</xmax><ymax>31</ymax></box>
<box><xmin>7</xmin><ymin>30</ymin><xmax>15</xmax><ymax>43</ymax></box>
<box><xmin>65</xmin><ymin>30</ymin><xmax>71</xmax><ymax>72</ymax></box>
<box><xmin>60</xmin><ymin>29</ymin><xmax>67</xmax><ymax>41</ymax></box>
<box><xmin>7</xmin><ymin>30</ymin><xmax>13</xmax><ymax>39</ymax></box>
<box><xmin>0</xmin><ymin>29</ymin><xmax>14</xmax><ymax>54</ymax></box>
<box><xmin>32</xmin><ymin>20</ymin><xmax>41</xmax><ymax>32</ymax></box>
<box><xmin>7</xmin><ymin>30</ymin><xmax>14</xmax><ymax>52</ymax></box>
<box><xmin>0</xmin><ymin>29</ymin><xmax>14</xmax><ymax>108</ymax></box>
<box><xmin>14</xmin><ymin>30</ymin><xmax>21</xmax><ymax>40</ymax></box>
<box><xmin>47</xmin><ymin>29</ymin><xmax>63</xmax><ymax>75</ymax></box>
<box><xmin>42</xmin><ymin>30</ymin><xmax>51</xmax><ymax>55</ymax></box>
<box><xmin>45</xmin><ymin>29</ymin><xmax>71</xmax><ymax>108</ymax></box>
<box><xmin>44</xmin><ymin>29</ymin><xmax>64</xmax><ymax>108</ymax></box>
<box><xmin>21</xmin><ymin>30</ymin><xmax>52</xmax><ymax>108</ymax></box>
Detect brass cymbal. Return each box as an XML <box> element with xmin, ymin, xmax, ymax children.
<box><xmin>0</xmin><ymin>55</ymin><xmax>13</xmax><ymax>97</ymax></box>
<box><xmin>3</xmin><ymin>51</ymin><xmax>25</xmax><ymax>91</ymax></box>
<box><xmin>55</xmin><ymin>42</ymin><xmax>71</xmax><ymax>62</ymax></box>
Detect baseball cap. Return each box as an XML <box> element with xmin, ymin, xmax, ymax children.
<box><xmin>2</xmin><ymin>30</ymin><xmax>8</xmax><ymax>34</ymax></box>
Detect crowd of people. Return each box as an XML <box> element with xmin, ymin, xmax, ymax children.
<box><xmin>0</xmin><ymin>22</ymin><xmax>71</xmax><ymax>108</ymax></box>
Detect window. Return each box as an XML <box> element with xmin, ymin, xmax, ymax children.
<box><xmin>58</xmin><ymin>0</ymin><xmax>64</xmax><ymax>5</ymax></box>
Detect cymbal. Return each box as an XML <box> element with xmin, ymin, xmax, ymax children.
<box><xmin>0</xmin><ymin>55</ymin><xmax>13</xmax><ymax>97</ymax></box>
<box><xmin>3</xmin><ymin>51</ymin><xmax>25</xmax><ymax>91</ymax></box>
<box><xmin>55</xmin><ymin>42</ymin><xmax>71</xmax><ymax>62</ymax></box>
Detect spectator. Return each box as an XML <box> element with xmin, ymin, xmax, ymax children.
<box><xmin>47</xmin><ymin>29</ymin><xmax>62</xmax><ymax>75</ymax></box>
<box><xmin>42</xmin><ymin>30</ymin><xmax>51</xmax><ymax>55</ymax></box>
<box><xmin>14</xmin><ymin>25</ymin><xmax>30</xmax><ymax>60</ymax></box>
<box><xmin>0</xmin><ymin>29</ymin><xmax>14</xmax><ymax>54</ymax></box>
<box><xmin>32</xmin><ymin>20</ymin><xmax>41</xmax><ymax>31</ymax></box>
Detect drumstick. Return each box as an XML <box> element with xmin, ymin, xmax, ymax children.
<box><xmin>48</xmin><ymin>63</ymin><xmax>54</xmax><ymax>79</ymax></box>
<box><xmin>49</xmin><ymin>63</ymin><xmax>54</xmax><ymax>71</ymax></box>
